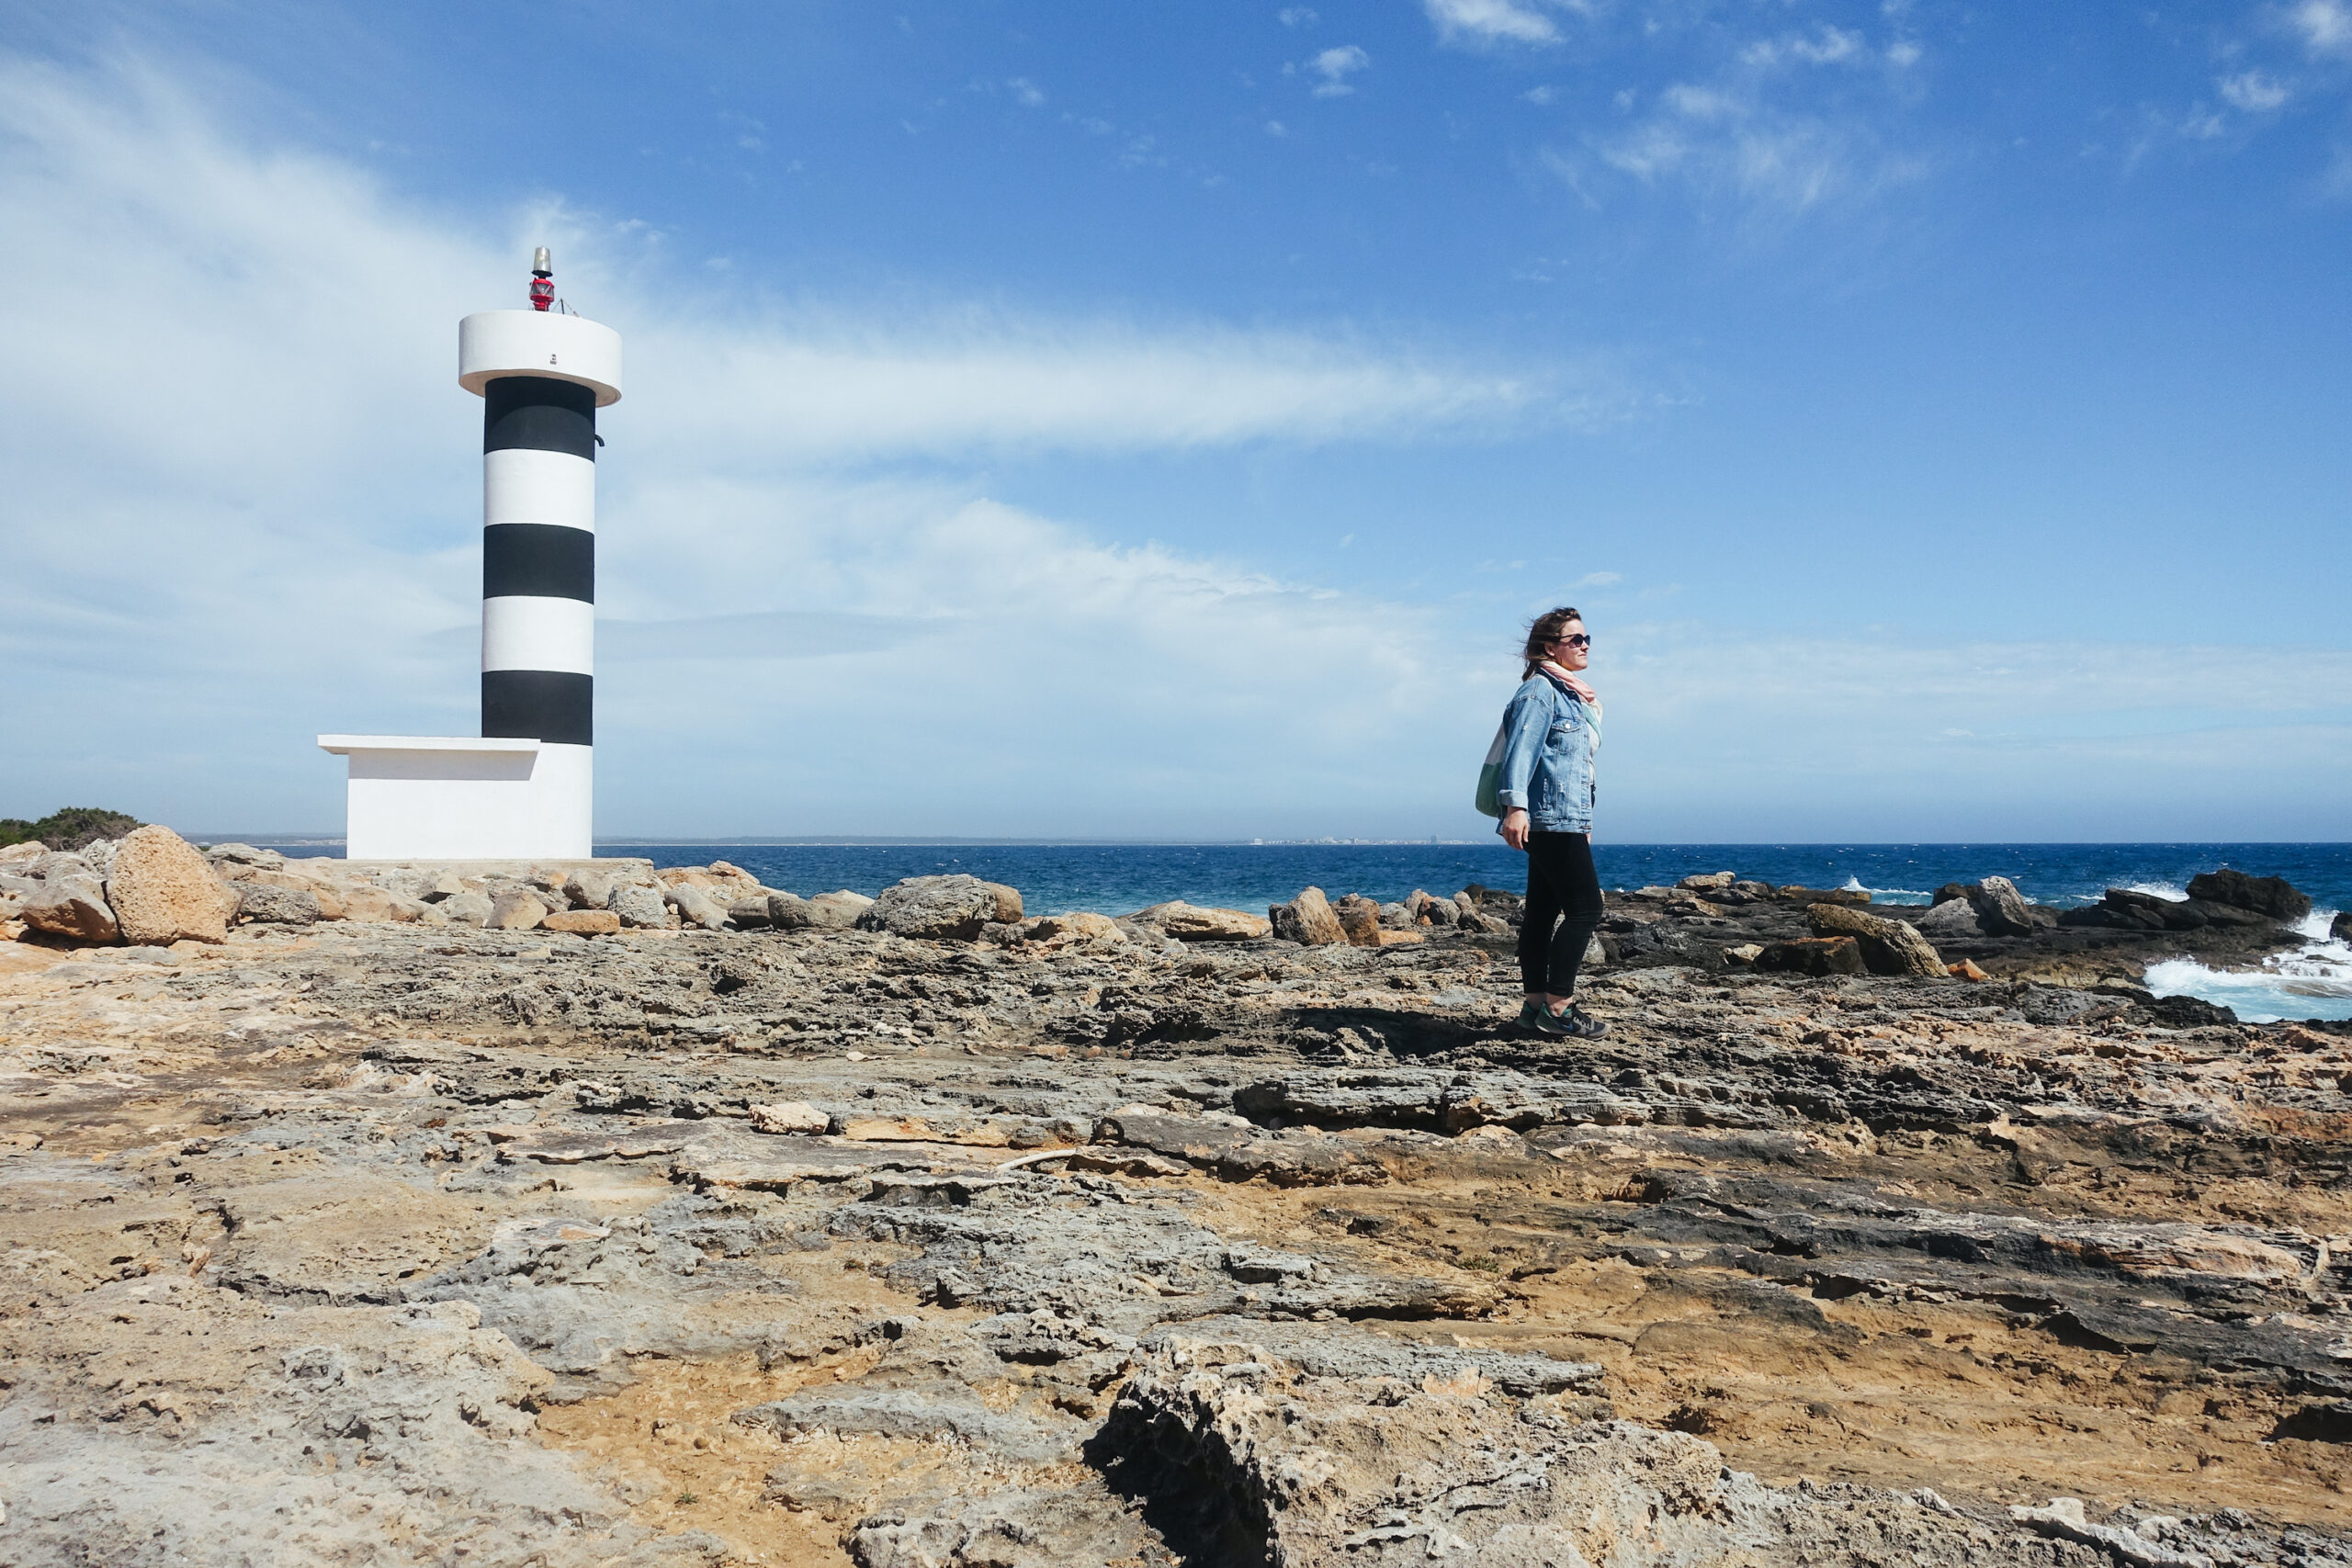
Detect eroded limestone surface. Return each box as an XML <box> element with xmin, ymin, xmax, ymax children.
<box><xmin>5</xmin><ymin>897</ymin><xmax>2352</xmax><ymax>1566</ymax></box>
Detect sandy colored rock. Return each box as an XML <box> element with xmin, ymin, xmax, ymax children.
<box><xmin>0</xmin><ymin>840</ymin><xmax>47</xmax><ymax>865</ymax></box>
<box><xmin>233</xmin><ymin>882</ymin><xmax>322</xmax><ymax>925</ymax></box>
<box><xmin>485</xmin><ymin>889</ymin><xmax>546</xmax><ymax>931</ymax></box>
<box><xmin>1330</xmin><ymin>893</ymin><xmax>1385</xmax><ymax>946</ymax></box>
<box><xmin>1807</xmin><ymin>900</ymin><xmax>1946</xmax><ymax>978</ymax></box>
<box><xmin>1030</xmin><ymin>911</ymin><xmax>1126</xmax><ymax>946</ymax></box>
<box><xmin>103</xmin><ymin>825</ymin><xmax>227</xmax><ymax>945</ymax></box>
<box><xmin>664</xmin><ymin>883</ymin><xmax>730</xmax><ymax>931</ymax></box>
<box><xmin>1271</xmin><ymin>886</ymin><xmax>1346</xmax><ymax>945</ymax></box>
<box><xmin>858</xmin><ymin>875</ymin><xmax>1007</xmax><ymax>941</ymax></box>
<box><xmin>748</xmin><ymin>1100</ymin><xmax>830</xmax><ymax>1134</ymax></box>
<box><xmin>338</xmin><ymin>884</ymin><xmax>403</xmax><ymax>923</ymax></box>
<box><xmin>439</xmin><ymin>890</ymin><xmax>492</xmax><ymax>926</ymax></box>
<box><xmin>603</xmin><ymin>884</ymin><xmax>671</xmax><ymax>928</ymax></box>
<box><xmin>21</xmin><ymin>874</ymin><xmax>119</xmax><ymax>942</ymax></box>
<box><xmin>543</xmin><ymin>908</ymin><xmax>619</xmax><ymax>935</ymax></box>
<box><xmin>1151</xmin><ymin>902</ymin><xmax>1272</xmax><ymax>942</ymax></box>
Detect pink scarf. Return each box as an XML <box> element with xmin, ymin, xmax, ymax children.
<box><xmin>1538</xmin><ymin>660</ymin><xmax>1599</xmax><ymax>705</ymax></box>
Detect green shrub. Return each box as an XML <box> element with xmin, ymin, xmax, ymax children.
<box><xmin>0</xmin><ymin>807</ymin><xmax>143</xmax><ymax>851</ymax></box>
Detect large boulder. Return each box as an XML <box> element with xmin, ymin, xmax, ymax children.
<box><xmin>1133</xmin><ymin>902</ymin><xmax>1272</xmax><ymax>942</ymax></box>
<box><xmin>233</xmin><ymin>883</ymin><xmax>321</xmax><ymax>925</ymax></box>
<box><xmin>205</xmin><ymin>843</ymin><xmax>285</xmax><ymax>874</ymax></box>
<box><xmin>665</xmin><ymin>883</ymin><xmax>732</xmax><ymax>931</ymax></box>
<box><xmin>809</xmin><ymin>890</ymin><xmax>874</xmax><ymax>925</ymax></box>
<box><xmin>1807</xmin><ymin>901</ymin><xmax>1947</xmax><ymax>978</ymax></box>
<box><xmin>1405</xmin><ymin>889</ymin><xmax>1457</xmax><ymax>929</ymax></box>
<box><xmin>1270</xmin><ymin>886</ymin><xmax>1346</xmax><ymax>946</ymax></box>
<box><xmin>440</xmin><ymin>890</ymin><xmax>493</xmax><ymax>927</ymax></box>
<box><xmin>1970</xmin><ymin>874</ymin><xmax>2037</xmax><ymax>936</ymax></box>
<box><xmin>564</xmin><ymin>870</ymin><xmax>626</xmax><ymax>910</ymax></box>
<box><xmin>608</xmin><ymin>884</ymin><xmax>676</xmax><ymax>929</ymax></box>
<box><xmin>1913</xmin><ymin>897</ymin><xmax>1984</xmax><ymax>939</ymax></box>
<box><xmin>1678</xmin><ymin>871</ymin><xmax>1736</xmax><ymax>891</ymax></box>
<box><xmin>857</xmin><ymin>875</ymin><xmax>1007</xmax><ymax>941</ymax></box>
<box><xmin>1756</xmin><ymin>936</ymin><xmax>1864</xmax><ymax>976</ymax></box>
<box><xmin>1028</xmin><ymin>912</ymin><xmax>1127</xmax><ymax>947</ymax></box>
<box><xmin>0</xmin><ymin>840</ymin><xmax>47</xmax><ymax>866</ymax></box>
<box><xmin>22</xmin><ymin>874</ymin><xmax>119</xmax><ymax>942</ymax></box>
<box><xmin>2188</xmin><ymin>869</ymin><xmax>2312</xmax><ymax>922</ymax></box>
<box><xmin>2334</xmin><ymin>911</ymin><xmax>2351</xmax><ymax>942</ymax></box>
<box><xmin>486</xmin><ymin>889</ymin><xmax>547</xmax><ymax>931</ymax></box>
<box><xmin>106</xmin><ymin>826</ymin><xmax>230</xmax><ymax>945</ymax></box>
<box><xmin>1330</xmin><ymin>894</ymin><xmax>1384</xmax><ymax>947</ymax></box>
<box><xmin>768</xmin><ymin>891</ymin><xmax>864</xmax><ymax>931</ymax></box>
<box><xmin>544</xmin><ymin>909</ymin><xmax>620</xmax><ymax>935</ymax></box>
<box><xmin>339</xmin><ymin>884</ymin><xmax>424</xmax><ymax>923</ymax></box>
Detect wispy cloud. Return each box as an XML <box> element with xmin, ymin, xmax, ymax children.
<box><xmin>1741</xmin><ymin>26</ymin><xmax>1868</xmax><ymax>69</ymax></box>
<box><xmin>1424</xmin><ymin>0</ymin><xmax>1566</xmax><ymax>49</ymax></box>
<box><xmin>1538</xmin><ymin>19</ymin><xmax>1930</xmax><ymax>220</ymax></box>
<box><xmin>1277</xmin><ymin>6</ymin><xmax>1318</xmax><ymax>28</ymax></box>
<box><xmin>1557</xmin><ymin>85</ymin><xmax>1917</xmax><ymax>216</ymax></box>
<box><xmin>2219</xmin><ymin>70</ymin><xmax>2291</xmax><ymax>111</ymax></box>
<box><xmin>1307</xmin><ymin>45</ymin><xmax>1371</xmax><ymax>97</ymax></box>
<box><xmin>2288</xmin><ymin>0</ymin><xmax>2352</xmax><ymax>57</ymax></box>
<box><xmin>1006</xmin><ymin>76</ymin><xmax>1046</xmax><ymax>107</ymax></box>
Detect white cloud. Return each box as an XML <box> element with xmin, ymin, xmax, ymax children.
<box><xmin>1308</xmin><ymin>45</ymin><xmax>1371</xmax><ymax>97</ymax></box>
<box><xmin>1574</xmin><ymin>570</ymin><xmax>1622</xmax><ymax>587</ymax></box>
<box><xmin>2290</xmin><ymin>0</ymin><xmax>2352</xmax><ymax>56</ymax></box>
<box><xmin>1556</xmin><ymin>68</ymin><xmax>1924</xmax><ymax>217</ymax></box>
<box><xmin>0</xmin><ymin>51</ymin><xmax>1564</xmax><ymax>838</ymax></box>
<box><xmin>1586</xmin><ymin>629</ymin><xmax>2352</xmax><ymax>840</ymax></box>
<box><xmin>1886</xmin><ymin>39</ymin><xmax>1922</xmax><ymax>67</ymax></box>
<box><xmin>1743</xmin><ymin>27</ymin><xmax>1867</xmax><ymax>69</ymax></box>
<box><xmin>2219</xmin><ymin>70</ymin><xmax>2290</xmax><ymax>111</ymax></box>
<box><xmin>1277</xmin><ymin>6</ymin><xmax>1318</xmax><ymax>27</ymax></box>
<box><xmin>1424</xmin><ymin>0</ymin><xmax>1562</xmax><ymax>48</ymax></box>
<box><xmin>1007</xmin><ymin>77</ymin><xmax>1046</xmax><ymax>107</ymax></box>
<box><xmin>1523</xmin><ymin>85</ymin><xmax>1556</xmax><ymax>105</ymax></box>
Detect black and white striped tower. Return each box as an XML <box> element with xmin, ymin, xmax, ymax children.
<box><xmin>456</xmin><ymin>249</ymin><xmax>622</xmax><ymax>857</ymax></box>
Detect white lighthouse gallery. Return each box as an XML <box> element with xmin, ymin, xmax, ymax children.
<box><xmin>318</xmin><ymin>251</ymin><xmax>620</xmax><ymax>859</ymax></box>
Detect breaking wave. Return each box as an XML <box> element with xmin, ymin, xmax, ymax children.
<box><xmin>1838</xmin><ymin>875</ymin><xmax>1932</xmax><ymax>906</ymax></box>
<box><xmin>2144</xmin><ymin>908</ymin><xmax>2352</xmax><ymax>1023</ymax></box>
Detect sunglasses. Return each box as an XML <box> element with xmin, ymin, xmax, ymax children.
<box><xmin>1552</xmin><ymin>633</ymin><xmax>1592</xmax><ymax>649</ymax></box>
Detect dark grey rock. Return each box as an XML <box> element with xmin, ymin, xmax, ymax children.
<box><xmin>2188</xmin><ymin>868</ymin><xmax>2311</xmax><ymax>921</ymax></box>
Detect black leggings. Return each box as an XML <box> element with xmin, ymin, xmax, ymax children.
<box><xmin>1519</xmin><ymin>830</ymin><xmax>1604</xmax><ymax>997</ymax></box>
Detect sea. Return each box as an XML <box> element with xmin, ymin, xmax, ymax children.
<box><xmin>273</xmin><ymin>840</ymin><xmax>2352</xmax><ymax>1025</ymax></box>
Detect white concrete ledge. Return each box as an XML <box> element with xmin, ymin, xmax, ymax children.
<box><xmin>318</xmin><ymin>735</ymin><xmax>541</xmax><ymax>755</ymax></box>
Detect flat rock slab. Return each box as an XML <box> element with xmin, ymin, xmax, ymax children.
<box><xmin>675</xmin><ymin>1132</ymin><xmax>1009</xmax><ymax>1191</ymax></box>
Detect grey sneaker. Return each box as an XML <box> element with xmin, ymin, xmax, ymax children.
<box><xmin>1544</xmin><ymin>1003</ymin><xmax>1608</xmax><ymax>1040</ymax></box>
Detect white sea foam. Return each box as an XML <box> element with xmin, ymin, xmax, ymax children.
<box><xmin>2144</xmin><ymin>908</ymin><xmax>2352</xmax><ymax>1023</ymax></box>
<box><xmin>2120</xmin><ymin>881</ymin><xmax>2190</xmax><ymax>902</ymax></box>
<box><xmin>1838</xmin><ymin>874</ymin><xmax>1932</xmax><ymax>905</ymax></box>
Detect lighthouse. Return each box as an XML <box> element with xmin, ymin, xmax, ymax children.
<box><xmin>319</xmin><ymin>252</ymin><xmax>623</xmax><ymax>861</ymax></box>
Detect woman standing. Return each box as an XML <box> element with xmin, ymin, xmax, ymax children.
<box><xmin>1496</xmin><ymin>606</ymin><xmax>1608</xmax><ymax>1039</ymax></box>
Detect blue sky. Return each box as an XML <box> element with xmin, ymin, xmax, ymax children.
<box><xmin>3</xmin><ymin>0</ymin><xmax>2349</xmax><ymax>840</ymax></box>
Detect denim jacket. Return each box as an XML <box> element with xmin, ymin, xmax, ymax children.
<box><xmin>1495</xmin><ymin>672</ymin><xmax>1597</xmax><ymax>834</ymax></box>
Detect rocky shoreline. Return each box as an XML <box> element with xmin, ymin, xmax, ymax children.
<box><xmin>5</xmin><ymin>829</ymin><xmax>2352</xmax><ymax>1565</ymax></box>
